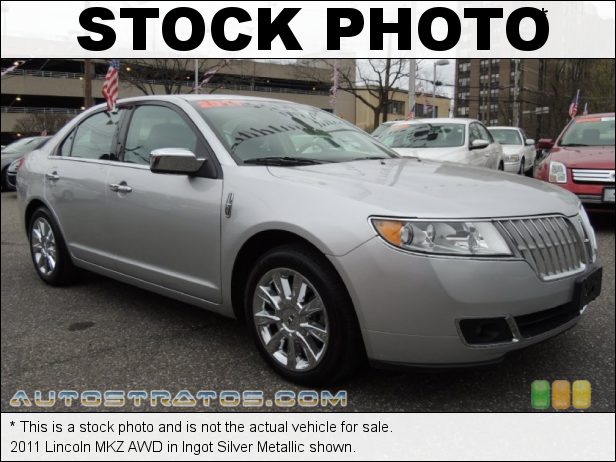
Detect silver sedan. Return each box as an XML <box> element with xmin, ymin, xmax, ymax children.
<box><xmin>16</xmin><ymin>95</ymin><xmax>602</xmax><ymax>384</ymax></box>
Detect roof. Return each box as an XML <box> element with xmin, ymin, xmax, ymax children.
<box><xmin>575</xmin><ymin>112</ymin><xmax>615</xmax><ymax>119</ymax></box>
<box><xmin>86</xmin><ymin>94</ymin><xmax>307</xmax><ymax>112</ymax></box>
<box><xmin>392</xmin><ymin>117</ymin><xmax>476</xmax><ymax>126</ymax></box>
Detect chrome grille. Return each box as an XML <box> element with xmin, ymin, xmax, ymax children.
<box><xmin>572</xmin><ymin>169</ymin><xmax>615</xmax><ymax>184</ymax></box>
<box><xmin>495</xmin><ymin>216</ymin><xmax>590</xmax><ymax>281</ymax></box>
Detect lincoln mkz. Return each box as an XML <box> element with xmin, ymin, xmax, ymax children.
<box><xmin>16</xmin><ymin>96</ymin><xmax>602</xmax><ymax>384</ymax></box>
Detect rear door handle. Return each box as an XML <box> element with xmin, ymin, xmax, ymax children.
<box><xmin>109</xmin><ymin>183</ymin><xmax>133</xmax><ymax>193</ymax></box>
<box><xmin>45</xmin><ymin>172</ymin><xmax>60</xmax><ymax>181</ymax></box>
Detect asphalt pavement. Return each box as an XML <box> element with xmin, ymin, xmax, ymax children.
<box><xmin>1</xmin><ymin>191</ymin><xmax>614</xmax><ymax>412</ymax></box>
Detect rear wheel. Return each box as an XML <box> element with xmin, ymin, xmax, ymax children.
<box><xmin>28</xmin><ymin>207</ymin><xmax>77</xmax><ymax>286</ymax></box>
<box><xmin>245</xmin><ymin>245</ymin><xmax>364</xmax><ymax>385</ymax></box>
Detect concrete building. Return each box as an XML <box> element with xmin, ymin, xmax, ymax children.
<box><xmin>2</xmin><ymin>58</ymin><xmax>451</xmax><ymax>143</ymax></box>
<box><xmin>1</xmin><ymin>58</ymin><xmax>357</xmax><ymax>144</ymax></box>
<box><xmin>454</xmin><ymin>58</ymin><xmax>542</xmax><ymax>137</ymax></box>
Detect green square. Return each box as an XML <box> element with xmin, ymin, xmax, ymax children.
<box><xmin>531</xmin><ymin>380</ymin><xmax>551</xmax><ymax>410</ymax></box>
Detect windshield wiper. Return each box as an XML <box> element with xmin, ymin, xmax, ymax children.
<box><xmin>243</xmin><ymin>156</ymin><xmax>325</xmax><ymax>166</ymax></box>
<box><xmin>560</xmin><ymin>143</ymin><xmax>589</xmax><ymax>147</ymax></box>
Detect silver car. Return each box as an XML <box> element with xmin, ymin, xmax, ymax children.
<box><xmin>16</xmin><ymin>95</ymin><xmax>602</xmax><ymax>384</ymax></box>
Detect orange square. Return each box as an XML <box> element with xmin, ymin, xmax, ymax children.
<box><xmin>552</xmin><ymin>380</ymin><xmax>571</xmax><ymax>410</ymax></box>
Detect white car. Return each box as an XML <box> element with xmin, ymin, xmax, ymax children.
<box><xmin>375</xmin><ymin>118</ymin><xmax>504</xmax><ymax>170</ymax></box>
<box><xmin>488</xmin><ymin>126</ymin><xmax>536</xmax><ymax>176</ymax></box>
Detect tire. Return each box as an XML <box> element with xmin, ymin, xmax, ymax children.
<box><xmin>245</xmin><ymin>244</ymin><xmax>364</xmax><ymax>385</ymax></box>
<box><xmin>0</xmin><ymin>167</ymin><xmax>8</xmax><ymax>192</ymax></box>
<box><xmin>498</xmin><ymin>161</ymin><xmax>504</xmax><ymax>171</ymax></box>
<box><xmin>28</xmin><ymin>207</ymin><xmax>77</xmax><ymax>286</ymax></box>
<box><xmin>518</xmin><ymin>157</ymin><xmax>525</xmax><ymax>175</ymax></box>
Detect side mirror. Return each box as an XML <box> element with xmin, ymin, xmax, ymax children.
<box><xmin>470</xmin><ymin>139</ymin><xmax>490</xmax><ymax>150</ymax></box>
<box><xmin>525</xmin><ymin>138</ymin><xmax>536</xmax><ymax>146</ymax></box>
<box><xmin>150</xmin><ymin>148</ymin><xmax>205</xmax><ymax>175</ymax></box>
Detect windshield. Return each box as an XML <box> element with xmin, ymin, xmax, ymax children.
<box><xmin>376</xmin><ymin>123</ymin><xmax>465</xmax><ymax>148</ymax></box>
<box><xmin>371</xmin><ymin>123</ymin><xmax>394</xmax><ymax>137</ymax></box>
<box><xmin>489</xmin><ymin>129</ymin><xmax>522</xmax><ymax>145</ymax></box>
<box><xmin>192</xmin><ymin>100</ymin><xmax>397</xmax><ymax>164</ymax></box>
<box><xmin>2</xmin><ymin>137</ymin><xmax>48</xmax><ymax>154</ymax></box>
<box><xmin>559</xmin><ymin>116</ymin><xmax>615</xmax><ymax>146</ymax></box>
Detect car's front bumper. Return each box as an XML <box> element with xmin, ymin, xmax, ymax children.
<box><xmin>503</xmin><ymin>160</ymin><xmax>521</xmax><ymax>173</ymax></box>
<box><xmin>329</xmin><ymin>236</ymin><xmax>600</xmax><ymax>366</ymax></box>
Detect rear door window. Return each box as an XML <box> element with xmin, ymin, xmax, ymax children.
<box><xmin>69</xmin><ymin>111</ymin><xmax>123</xmax><ymax>160</ymax></box>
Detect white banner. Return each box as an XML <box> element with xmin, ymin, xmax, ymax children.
<box><xmin>1</xmin><ymin>1</ymin><xmax>614</xmax><ymax>58</ymax></box>
<box><xmin>1</xmin><ymin>412</ymin><xmax>615</xmax><ymax>461</ymax></box>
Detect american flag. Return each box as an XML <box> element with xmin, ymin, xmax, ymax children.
<box><xmin>102</xmin><ymin>59</ymin><xmax>120</xmax><ymax>111</ymax></box>
<box><xmin>568</xmin><ymin>89</ymin><xmax>580</xmax><ymax>118</ymax></box>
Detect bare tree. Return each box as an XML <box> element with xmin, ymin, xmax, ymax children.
<box><xmin>119</xmin><ymin>59</ymin><xmax>230</xmax><ymax>95</ymax></box>
<box><xmin>14</xmin><ymin>113</ymin><xmax>72</xmax><ymax>135</ymax></box>
<box><xmin>538</xmin><ymin>59</ymin><xmax>615</xmax><ymax>138</ymax></box>
<box><xmin>298</xmin><ymin>59</ymin><xmax>423</xmax><ymax>130</ymax></box>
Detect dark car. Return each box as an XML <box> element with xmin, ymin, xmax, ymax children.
<box><xmin>1</xmin><ymin>136</ymin><xmax>51</xmax><ymax>191</ymax></box>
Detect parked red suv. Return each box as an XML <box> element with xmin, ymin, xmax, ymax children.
<box><xmin>535</xmin><ymin>113</ymin><xmax>615</xmax><ymax>211</ymax></box>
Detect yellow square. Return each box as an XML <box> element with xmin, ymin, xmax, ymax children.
<box><xmin>572</xmin><ymin>380</ymin><xmax>591</xmax><ymax>410</ymax></box>
<box><xmin>552</xmin><ymin>380</ymin><xmax>571</xmax><ymax>410</ymax></box>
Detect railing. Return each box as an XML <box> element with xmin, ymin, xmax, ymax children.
<box><xmin>1</xmin><ymin>106</ymin><xmax>82</xmax><ymax>114</ymax></box>
<box><xmin>1</xmin><ymin>68</ymin><xmax>330</xmax><ymax>96</ymax></box>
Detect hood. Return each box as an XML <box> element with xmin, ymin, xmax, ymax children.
<box><xmin>501</xmin><ymin>145</ymin><xmax>525</xmax><ymax>156</ymax></box>
<box><xmin>267</xmin><ymin>158</ymin><xmax>580</xmax><ymax>219</ymax></box>
<box><xmin>393</xmin><ymin>146</ymin><xmax>465</xmax><ymax>162</ymax></box>
<box><xmin>550</xmin><ymin>145</ymin><xmax>615</xmax><ymax>169</ymax></box>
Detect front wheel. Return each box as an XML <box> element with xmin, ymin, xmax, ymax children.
<box><xmin>518</xmin><ymin>157</ymin><xmax>525</xmax><ymax>175</ymax></box>
<box><xmin>245</xmin><ymin>245</ymin><xmax>364</xmax><ymax>385</ymax></box>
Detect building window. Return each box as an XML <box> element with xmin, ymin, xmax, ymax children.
<box><xmin>387</xmin><ymin>100</ymin><xmax>405</xmax><ymax>115</ymax></box>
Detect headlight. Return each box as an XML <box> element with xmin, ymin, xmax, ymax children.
<box><xmin>371</xmin><ymin>219</ymin><xmax>512</xmax><ymax>256</ymax></box>
<box><xmin>579</xmin><ymin>204</ymin><xmax>598</xmax><ymax>261</ymax></box>
<box><xmin>549</xmin><ymin>161</ymin><xmax>568</xmax><ymax>183</ymax></box>
<box><xmin>505</xmin><ymin>154</ymin><xmax>520</xmax><ymax>162</ymax></box>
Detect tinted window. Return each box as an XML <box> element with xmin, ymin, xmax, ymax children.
<box><xmin>489</xmin><ymin>129</ymin><xmax>522</xmax><ymax>145</ymax></box>
<box><xmin>377</xmin><ymin>123</ymin><xmax>465</xmax><ymax>148</ymax></box>
<box><xmin>124</xmin><ymin>105</ymin><xmax>198</xmax><ymax>165</ymax></box>
<box><xmin>560</xmin><ymin>116</ymin><xmax>615</xmax><ymax>147</ymax></box>
<box><xmin>70</xmin><ymin>112</ymin><xmax>122</xmax><ymax>160</ymax></box>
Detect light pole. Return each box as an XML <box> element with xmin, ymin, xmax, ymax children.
<box><xmin>432</xmin><ymin>59</ymin><xmax>449</xmax><ymax>118</ymax></box>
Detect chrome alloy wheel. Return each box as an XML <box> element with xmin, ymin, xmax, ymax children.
<box><xmin>31</xmin><ymin>217</ymin><xmax>57</xmax><ymax>275</ymax></box>
<box><xmin>252</xmin><ymin>268</ymin><xmax>329</xmax><ymax>372</ymax></box>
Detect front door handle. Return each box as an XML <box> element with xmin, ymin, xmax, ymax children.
<box><xmin>45</xmin><ymin>171</ymin><xmax>60</xmax><ymax>181</ymax></box>
<box><xmin>109</xmin><ymin>182</ymin><xmax>133</xmax><ymax>193</ymax></box>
